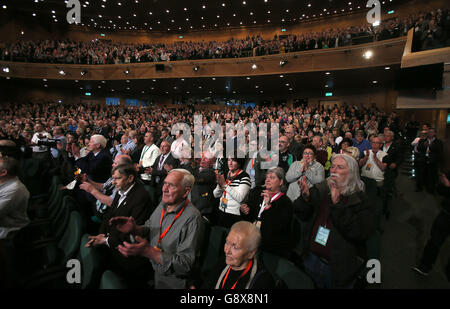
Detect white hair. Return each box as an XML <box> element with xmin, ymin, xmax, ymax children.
<box><xmin>230</xmin><ymin>221</ymin><xmax>261</xmax><ymax>252</ymax></box>
<box><xmin>91</xmin><ymin>134</ymin><xmax>107</xmax><ymax>149</ymax></box>
<box><xmin>169</xmin><ymin>168</ymin><xmax>195</xmax><ymax>189</ymax></box>
<box><xmin>327</xmin><ymin>154</ymin><xmax>365</xmax><ymax>196</ymax></box>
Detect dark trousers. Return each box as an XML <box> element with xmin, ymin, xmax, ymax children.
<box><xmin>419</xmin><ymin>210</ymin><xmax>450</xmax><ymax>273</ymax></box>
<box><xmin>424</xmin><ymin>161</ymin><xmax>439</xmax><ymax>193</ymax></box>
<box><xmin>382</xmin><ymin>169</ymin><xmax>397</xmax><ymax>217</ymax></box>
<box><xmin>216</xmin><ymin>210</ymin><xmax>241</xmax><ymax>229</ymax></box>
<box><xmin>415</xmin><ymin>160</ymin><xmax>426</xmax><ymax>190</ymax></box>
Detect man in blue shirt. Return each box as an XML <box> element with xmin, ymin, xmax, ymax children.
<box><xmin>352</xmin><ymin>130</ymin><xmax>371</xmax><ymax>159</ymax></box>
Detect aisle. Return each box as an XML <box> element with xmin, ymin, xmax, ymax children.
<box><xmin>379</xmin><ymin>147</ymin><xmax>450</xmax><ymax>288</ymax></box>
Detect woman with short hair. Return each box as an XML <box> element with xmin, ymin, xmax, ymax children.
<box><xmin>240</xmin><ymin>167</ymin><xmax>294</xmax><ymax>258</ymax></box>
<box><xmin>286</xmin><ymin>144</ymin><xmax>325</xmax><ymax>202</ymax></box>
<box><xmin>214</xmin><ymin>157</ymin><xmax>251</xmax><ymax>228</ymax></box>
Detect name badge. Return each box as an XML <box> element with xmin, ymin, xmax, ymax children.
<box><xmin>221</xmin><ymin>198</ymin><xmax>228</xmax><ymax>210</ymax></box>
<box><xmin>315</xmin><ymin>225</ymin><xmax>330</xmax><ymax>246</ymax></box>
<box><xmin>365</xmin><ymin>163</ymin><xmax>372</xmax><ymax>171</ymax></box>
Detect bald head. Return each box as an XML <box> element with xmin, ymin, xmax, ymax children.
<box><xmin>113</xmin><ymin>154</ymin><xmax>132</xmax><ymax>167</ymax></box>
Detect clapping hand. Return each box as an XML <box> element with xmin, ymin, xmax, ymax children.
<box><xmin>261</xmin><ymin>190</ymin><xmax>271</xmax><ymax>206</ymax></box>
<box><xmin>298</xmin><ymin>175</ymin><xmax>310</xmax><ymax>198</ymax></box>
<box><xmin>85</xmin><ymin>234</ymin><xmax>106</xmax><ymax>248</ymax></box>
<box><xmin>329</xmin><ymin>180</ymin><xmax>341</xmax><ymax>204</ymax></box>
<box><xmin>240</xmin><ymin>203</ymin><xmax>250</xmax><ymax>215</ymax></box>
<box><xmin>109</xmin><ymin>216</ymin><xmax>136</xmax><ymax>234</ymax></box>
<box><xmin>117</xmin><ymin>236</ymin><xmax>148</xmax><ymax>257</ymax></box>
<box><xmin>216</xmin><ymin>173</ymin><xmax>226</xmax><ymax>187</ymax></box>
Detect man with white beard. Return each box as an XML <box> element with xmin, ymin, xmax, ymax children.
<box><xmin>292</xmin><ymin>154</ymin><xmax>376</xmax><ymax>289</ymax></box>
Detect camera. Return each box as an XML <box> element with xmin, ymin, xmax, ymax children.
<box><xmin>37</xmin><ymin>139</ymin><xmax>58</xmax><ymax>148</ymax></box>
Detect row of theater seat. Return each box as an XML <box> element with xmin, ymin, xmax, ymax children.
<box><xmin>19</xmin><ymin>173</ymin><xmax>380</xmax><ymax>289</ymax></box>
<box><xmin>17</xmin><ymin>175</ymin><xmax>317</xmax><ymax>288</ymax></box>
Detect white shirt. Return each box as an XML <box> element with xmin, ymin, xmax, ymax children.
<box><xmin>116</xmin><ymin>183</ymin><xmax>135</xmax><ymax>209</ymax></box>
<box><xmin>31</xmin><ymin>131</ymin><xmax>52</xmax><ymax>153</ymax></box>
<box><xmin>171</xmin><ymin>138</ymin><xmax>188</xmax><ymax>159</ymax></box>
<box><xmin>140</xmin><ymin>144</ymin><xmax>161</xmax><ymax>181</ymax></box>
<box><xmin>361</xmin><ymin>150</ymin><xmax>387</xmax><ymax>182</ymax></box>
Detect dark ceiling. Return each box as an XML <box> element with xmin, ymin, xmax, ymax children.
<box><xmin>1</xmin><ymin>65</ymin><xmax>400</xmax><ymax>100</ymax></box>
<box><xmin>0</xmin><ymin>0</ymin><xmax>409</xmax><ymax>33</ymax></box>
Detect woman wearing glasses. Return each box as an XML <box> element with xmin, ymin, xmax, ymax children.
<box><xmin>286</xmin><ymin>144</ymin><xmax>325</xmax><ymax>202</ymax></box>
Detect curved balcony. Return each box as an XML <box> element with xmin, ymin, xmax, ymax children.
<box><xmin>0</xmin><ymin>37</ymin><xmax>406</xmax><ymax>81</ymax></box>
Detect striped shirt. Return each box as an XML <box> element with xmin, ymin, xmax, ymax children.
<box><xmin>213</xmin><ymin>171</ymin><xmax>251</xmax><ymax>216</ymax></box>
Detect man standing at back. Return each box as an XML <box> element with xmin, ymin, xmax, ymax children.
<box><xmin>284</xmin><ymin>125</ymin><xmax>304</xmax><ymax>160</ymax></box>
<box><xmin>139</xmin><ymin>132</ymin><xmax>161</xmax><ymax>186</ymax></box>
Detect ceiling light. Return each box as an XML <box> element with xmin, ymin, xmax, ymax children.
<box><xmin>124</xmin><ymin>68</ymin><xmax>130</xmax><ymax>74</ymax></box>
<box><xmin>385</xmin><ymin>66</ymin><xmax>391</xmax><ymax>70</ymax></box>
<box><xmin>58</xmin><ymin>70</ymin><xmax>66</xmax><ymax>75</ymax></box>
<box><xmin>251</xmin><ymin>64</ymin><xmax>257</xmax><ymax>70</ymax></box>
<box><xmin>193</xmin><ymin>65</ymin><xmax>200</xmax><ymax>72</ymax></box>
<box><xmin>280</xmin><ymin>59</ymin><xmax>288</xmax><ymax>67</ymax></box>
<box><xmin>2</xmin><ymin>67</ymin><xmax>9</xmax><ymax>73</ymax></box>
<box><xmin>81</xmin><ymin>70</ymin><xmax>88</xmax><ymax>76</ymax></box>
<box><xmin>363</xmin><ymin>50</ymin><xmax>373</xmax><ymax>59</ymax></box>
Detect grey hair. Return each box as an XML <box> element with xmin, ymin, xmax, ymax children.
<box><xmin>169</xmin><ymin>168</ymin><xmax>195</xmax><ymax>189</ymax></box>
<box><xmin>230</xmin><ymin>221</ymin><xmax>261</xmax><ymax>253</ymax></box>
<box><xmin>266</xmin><ymin>167</ymin><xmax>287</xmax><ymax>192</ymax></box>
<box><xmin>327</xmin><ymin>154</ymin><xmax>365</xmax><ymax>196</ymax></box>
<box><xmin>91</xmin><ymin>134</ymin><xmax>107</xmax><ymax>149</ymax></box>
<box><xmin>385</xmin><ymin>130</ymin><xmax>394</xmax><ymax>137</ymax></box>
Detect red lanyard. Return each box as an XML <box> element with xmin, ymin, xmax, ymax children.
<box><xmin>223</xmin><ymin>169</ymin><xmax>243</xmax><ymax>198</ymax></box>
<box><xmin>158</xmin><ymin>199</ymin><xmax>188</xmax><ymax>246</ymax></box>
<box><xmin>221</xmin><ymin>259</ymin><xmax>253</xmax><ymax>289</ymax></box>
<box><xmin>264</xmin><ymin>192</ymin><xmax>284</xmax><ymax>211</ymax></box>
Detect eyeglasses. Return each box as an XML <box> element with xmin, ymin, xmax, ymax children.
<box><xmin>303</xmin><ymin>152</ymin><xmax>314</xmax><ymax>156</ymax></box>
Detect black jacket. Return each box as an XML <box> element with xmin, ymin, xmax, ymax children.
<box><xmin>293</xmin><ymin>180</ymin><xmax>376</xmax><ymax>288</ymax></box>
<box><xmin>75</xmin><ymin>148</ymin><xmax>113</xmax><ymax>183</ymax></box>
<box><xmin>150</xmin><ymin>152</ymin><xmax>179</xmax><ymax>189</ymax></box>
<box><xmin>100</xmin><ymin>181</ymin><xmax>155</xmax><ymax>274</ymax></box>
<box><xmin>191</xmin><ymin>167</ymin><xmax>219</xmax><ymax>216</ymax></box>
<box><xmin>242</xmin><ymin>187</ymin><xmax>294</xmax><ymax>259</ymax></box>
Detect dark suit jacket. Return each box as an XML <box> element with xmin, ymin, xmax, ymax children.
<box><xmin>99</xmin><ymin>181</ymin><xmax>154</xmax><ymax>275</ymax></box>
<box><xmin>75</xmin><ymin>148</ymin><xmax>113</xmax><ymax>184</ymax></box>
<box><xmin>191</xmin><ymin>167</ymin><xmax>219</xmax><ymax>216</ymax></box>
<box><xmin>150</xmin><ymin>152</ymin><xmax>179</xmax><ymax>189</ymax></box>
<box><xmin>100</xmin><ymin>181</ymin><xmax>154</xmax><ymax>245</ymax></box>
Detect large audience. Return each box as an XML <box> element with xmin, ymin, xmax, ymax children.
<box><xmin>2</xmin><ymin>9</ymin><xmax>447</xmax><ymax>64</ymax></box>
<box><xmin>0</xmin><ymin>98</ymin><xmax>448</xmax><ymax>289</ymax></box>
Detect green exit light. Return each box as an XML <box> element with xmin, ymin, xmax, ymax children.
<box><xmin>281</xmin><ymin>29</ymin><xmax>286</xmax><ymax>32</ymax></box>
<box><xmin>85</xmin><ymin>92</ymin><xmax>92</xmax><ymax>96</ymax></box>
<box><xmin>325</xmin><ymin>92</ymin><xmax>333</xmax><ymax>97</ymax></box>
<box><xmin>388</xmin><ymin>10</ymin><xmax>394</xmax><ymax>14</ymax></box>
<box><xmin>179</xmin><ymin>35</ymin><xmax>184</xmax><ymax>39</ymax></box>
<box><xmin>100</xmin><ymin>33</ymin><xmax>105</xmax><ymax>37</ymax></box>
